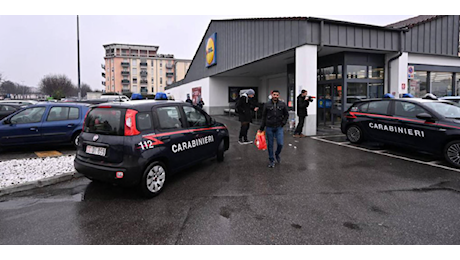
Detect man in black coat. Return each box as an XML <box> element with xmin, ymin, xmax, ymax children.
<box><xmin>259</xmin><ymin>90</ymin><xmax>289</xmax><ymax>168</ymax></box>
<box><xmin>293</xmin><ymin>89</ymin><xmax>312</xmax><ymax>138</ymax></box>
<box><xmin>236</xmin><ymin>89</ymin><xmax>259</xmax><ymax>144</ymax></box>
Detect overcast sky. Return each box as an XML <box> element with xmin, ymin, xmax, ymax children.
<box><xmin>0</xmin><ymin>14</ymin><xmax>417</xmax><ymax>91</ymax></box>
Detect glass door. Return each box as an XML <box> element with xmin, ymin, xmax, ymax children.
<box><xmin>317</xmin><ymin>84</ymin><xmax>333</xmax><ymax>126</ymax></box>
<box><xmin>331</xmin><ymin>85</ymin><xmax>343</xmax><ymax>125</ymax></box>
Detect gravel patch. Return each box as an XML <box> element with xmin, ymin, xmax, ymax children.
<box><xmin>0</xmin><ymin>155</ymin><xmax>75</xmax><ymax>189</ymax></box>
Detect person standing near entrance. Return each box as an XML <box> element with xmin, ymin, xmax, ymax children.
<box><xmin>293</xmin><ymin>89</ymin><xmax>312</xmax><ymax>138</ymax></box>
<box><xmin>259</xmin><ymin>90</ymin><xmax>289</xmax><ymax>168</ymax></box>
<box><xmin>237</xmin><ymin>89</ymin><xmax>259</xmax><ymax>144</ymax></box>
<box><xmin>185</xmin><ymin>94</ymin><xmax>193</xmax><ymax>105</ymax></box>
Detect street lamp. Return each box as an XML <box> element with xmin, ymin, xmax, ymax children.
<box><xmin>77</xmin><ymin>15</ymin><xmax>81</xmax><ymax>101</ymax></box>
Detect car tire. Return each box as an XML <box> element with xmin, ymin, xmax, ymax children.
<box><xmin>71</xmin><ymin>132</ymin><xmax>81</xmax><ymax>148</ymax></box>
<box><xmin>217</xmin><ymin>141</ymin><xmax>225</xmax><ymax>162</ymax></box>
<box><xmin>444</xmin><ymin>140</ymin><xmax>460</xmax><ymax>168</ymax></box>
<box><xmin>346</xmin><ymin>125</ymin><xmax>364</xmax><ymax>144</ymax></box>
<box><xmin>140</xmin><ymin>161</ymin><xmax>167</xmax><ymax>198</ymax></box>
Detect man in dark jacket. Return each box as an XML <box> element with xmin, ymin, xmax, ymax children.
<box><xmin>237</xmin><ymin>89</ymin><xmax>259</xmax><ymax>144</ymax></box>
<box><xmin>185</xmin><ymin>94</ymin><xmax>193</xmax><ymax>105</ymax></box>
<box><xmin>259</xmin><ymin>90</ymin><xmax>289</xmax><ymax>168</ymax></box>
<box><xmin>293</xmin><ymin>89</ymin><xmax>312</xmax><ymax>138</ymax></box>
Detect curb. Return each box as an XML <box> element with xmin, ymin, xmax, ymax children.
<box><xmin>0</xmin><ymin>171</ymin><xmax>84</xmax><ymax>197</ymax></box>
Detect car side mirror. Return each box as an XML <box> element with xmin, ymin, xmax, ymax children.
<box><xmin>416</xmin><ymin>113</ymin><xmax>434</xmax><ymax>121</ymax></box>
<box><xmin>3</xmin><ymin>118</ymin><xmax>11</xmax><ymax>125</ymax></box>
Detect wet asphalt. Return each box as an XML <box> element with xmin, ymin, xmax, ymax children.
<box><xmin>1</xmin><ymin>115</ymin><xmax>460</xmax><ymax>245</ymax></box>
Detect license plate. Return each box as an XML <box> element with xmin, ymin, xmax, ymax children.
<box><xmin>86</xmin><ymin>145</ymin><xmax>107</xmax><ymax>156</ymax></box>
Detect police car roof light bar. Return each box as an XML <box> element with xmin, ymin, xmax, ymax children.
<box><xmin>383</xmin><ymin>93</ymin><xmax>395</xmax><ymax>98</ymax></box>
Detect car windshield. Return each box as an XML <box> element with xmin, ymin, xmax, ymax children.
<box><xmin>424</xmin><ymin>102</ymin><xmax>460</xmax><ymax>118</ymax></box>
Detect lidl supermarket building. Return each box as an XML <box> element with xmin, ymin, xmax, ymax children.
<box><xmin>166</xmin><ymin>15</ymin><xmax>460</xmax><ymax>135</ymax></box>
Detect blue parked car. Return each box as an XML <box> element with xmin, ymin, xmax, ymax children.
<box><xmin>0</xmin><ymin>102</ymin><xmax>90</xmax><ymax>150</ymax></box>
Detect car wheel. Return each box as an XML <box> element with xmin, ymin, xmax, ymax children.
<box><xmin>71</xmin><ymin>132</ymin><xmax>81</xmax><ymax>148</ymax></box>
<box><xmin>217</xmin><ymin>141</ymin><xmax>225</xmax><ymax>162</ymax></box>
<box><xmin>346</xmin><ymin>125</ymin><xmax>364</xmax><ymax>144</ymax></box>
<box><xmin>444</xmin><ymin>141</ymin><xmax>460</xmax><ymax>168</ymax></box>
<box><xmin>140</xmin><ymin>161</ymin><xmax>167</xmax><ymax>198</ymax></box>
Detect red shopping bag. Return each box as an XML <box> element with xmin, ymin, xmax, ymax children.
<box><xmin>255</xmin><ymin>130</ymin><xmax>267</xmax><ymax>150</ymax></box>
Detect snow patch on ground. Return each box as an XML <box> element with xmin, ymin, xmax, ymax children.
<box><xmin>0</xmin><ymin>155</ymin><xmax>75</xmax><ymax>189</ymax></box>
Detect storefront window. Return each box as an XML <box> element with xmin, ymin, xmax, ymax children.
<box><xmin>346</xmin><ymin>83</ymin><xmax>367</xmax><ymax>110</ymax></box>
<box><xmin>369</xmin><ymin>66</ymin><xmax>384</xmax><ymax>79</ymax></box>
<box><xmin>430</xmin><ymin>72</ymin><xmax>452</xmax><ymax>97</ymax></box>
<box><xmin>337</xmin><ymin>65</ymin><xmax>342</xmax><ymax>79</ymax></box>
<box><xmin>369</xmin><ymin>83</ymin><xmax>384</xmax><ymax>98</ymax></box>
<box><xmin>456</xmin><ymin>73</ymin><xmax>460</xmax><ymax>96</ymax></box>
<box><xmin>347</xmin><ymin>65</ymin><xmax>367</xmax><ymax>79</ymax></box>
<box><xmin>409</xmin><ymin>71</ymin><xmax>427</xmax><ymax>98</ymax></box>
<box><xmin>318</xmin><ymin>66</ymin><xmax>336</xmax><ymax>81</ymax></box>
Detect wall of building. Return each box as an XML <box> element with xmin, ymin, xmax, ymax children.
<box><xmin>403</xmin><ymin>15</ymin><xmax>460</xmax><ymax>57</ymax></box>
<box><xmin>408</xmin><ymin>53</ymin><xmax>460</xmax><ymax>67</ymax></box>
<box><xmin>166</xmin><ymin>77</ymin><xmax>210</xmax><ymax>113</ymax></box>
<box><xmin>296</xmin><ymin>44</ymin><xmax>317</xmax><ymax>136</ymax></box>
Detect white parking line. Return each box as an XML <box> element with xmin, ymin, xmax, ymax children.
<box><xmin>311</xmin><ymin>136</ymin><xmax>460</xmax><ymax>173</ymax></box>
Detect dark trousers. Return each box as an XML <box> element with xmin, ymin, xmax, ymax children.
<box><xmin>294</xmin><ymin>116</ymin><xmax>306</xmax><ymax>135</ymax></box>
<box><xmin>239</xmin><ymin>122</ymin><xmax>250</xmax><ymax>140</ymax></box>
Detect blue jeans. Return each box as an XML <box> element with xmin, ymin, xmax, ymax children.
<box><xmin>266</xmin><ymin>126</ymin><xmax>284</xmax><ymax>163</ymax></box>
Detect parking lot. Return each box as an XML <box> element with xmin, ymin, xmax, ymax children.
<box><xmin>1</xmin><ymin>116</ymin><xmax>460</xmax><ymax>244</ymax></box>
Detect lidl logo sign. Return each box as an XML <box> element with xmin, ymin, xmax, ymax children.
<box><xmin>206</xmin><ymin>33</ymin><xmax>217</xmax><ymax>67</ymax></box>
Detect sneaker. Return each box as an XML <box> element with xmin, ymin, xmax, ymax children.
<box><xmin>238</xmin><ymin>138</ymin><xmax>244</xmax><ymax>145</ymax></box>
<box><xmin>275</xmin><ymin>155</ymin><xmax>281</xmax><ymax>164</ymax></box>
<box><xmin>268</xmin><ymin>161</ymin><xmax>275</xmax><ymax>168</ymax></box>
<box><xmin>244</xmin><ymin>139</ymin><xmax>253</xmax><ymax>144</ymax></box>
<box><xmin>293</xmin><ymin>134</ymin><xmax>300</xmax><ymax>138</ymax></box>
<box><xmin>299</xmin><ymin>134</ymin><xmax>306</xmax><ymax>138</ymax></box>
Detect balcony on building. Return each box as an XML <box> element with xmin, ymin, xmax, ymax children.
<box><xmin>166</xmin><ymin>81</ymin><xmax>173</xmax><ymax>85</ymax></box>
<box><xmin>140</xmin><ymin>87</ymin><xmax>148</xmax><ymax>93</ymax></box>
<box><xmin>122</xmin><ymin>88</ymin><xmax>130</xmax><ymax>94</ymax></box>
<box><xmin>140</xmin><ymin>62</ymin><xmax>148</xmax><ymax>67</ymax></box>
<box><xmin>102</xmin><ymin>72</ymin><xmax>106</xmax><ymax>78</ymax></box>
<box><xmin>140</xmin><ymin>71</ymin><xmax>148</xmax><ymax>77</ymax></box>
<box><xmin>101</xmin><ymin>64</ymin><xmax>105</xmax><ymax>70</ymax></box>
<box><xmin>165</xmin><ymin>63</ymin><xmax>173</xmax><ymax>69</ymax></box>
<box><xmin>121</xmin><ymin>70</ymin><xmax>130</xmax><ymax>76</ymax></box>
<box><xmin>121</xmin><ymin>62</ymin><xmax>130</xmax><ymax>67</ymax></box>
<box><xmin>122</xmin><ymin>79</ymin><xmax>130</xmax><ymax>85</ymax></box>
<box><xmin>166</xmin><ymin>72</ymin><xmax>174</xmax><ymax>78</ymax></box>
<box><xmin>102</xmin><ymin>81</ymin><xmax>106</xmax><ymax>86</ymax></box>
<box><xmin>140</xmin><ymin>80</ymin><xmax>148</xmax><ymax>85</ymax></box>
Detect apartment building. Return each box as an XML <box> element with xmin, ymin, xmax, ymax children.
<box><xmin>101</xmin><ymin>43</ymin><xmax>191</xmax><ymax>95</ymax></box>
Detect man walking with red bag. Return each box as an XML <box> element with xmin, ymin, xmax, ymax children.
<box><xmin>259</xmin><ymin>90</ymin><xmax>289</xmax><ymax>168</ymax></box>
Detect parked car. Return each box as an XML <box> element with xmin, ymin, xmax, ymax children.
<box><xmin>0</xmin><ymin>103</ymin><xmax>23</xmax><ymax>120</ymax></box>
<box><xmin>0</xmin><ymin>102</ymin><xmax>90</xmax><ymax>150</ymax></box>
<box><xmin>100</xmin><ymin>95</ymin><xmax>130</xmax><ymax>102</ymax></box>
<box><xmin>74</xmin><ymin>100</ymin><xmax>230</xmax><ymax>198</ymax></box>
<box><xmin>439</xmin><ymin>96</ymin><xmax>460</xmax><ymax>104</ymax></box>
<box><xmin>0</xmin><ymin>100</ymin><xmax>38</xmax><ymax>106</ymax></box>
<box><xmin>342</xmin><ymin>97</ymin><xmax>460</xmax><ymax>168</ymax></box>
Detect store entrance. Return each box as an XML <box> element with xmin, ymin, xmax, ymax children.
<box><xmin>317</xmin><ymin>84</ymin><xmax>343</xmax><ymax>127</ymax></box>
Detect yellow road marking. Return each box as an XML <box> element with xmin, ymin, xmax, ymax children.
<box><xmin>34</xmin><ymin>151</ymin><xmax>63</xmax><ymax>158</ymax></box>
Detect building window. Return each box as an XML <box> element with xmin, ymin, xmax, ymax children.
<box><xmin>160</xmin><ymin>62</ymin><xmax>162</xmax><ymax>67</ymax></box>
<box><xmin>430</xmin><ymin>72</ymin><xmax>453</xmax><ymax>97</ymax></box>
<box><xmin>160</xmin><ymin>78</ymin><xmax>162</xmax><ymax>84</ymax></box>
<box><xmin>337</xmin><ymin>65</ymin><xmax>343</xmax><ymax>79</ymax></box>
<box><xmin>409</xmin><ymin>71</ymin><xmax>428</xmax><ymax>98</ymax></box>
<box><xmin>347</xmin><ymin>83</ymin><xmax>367</xmax><ymax>98</ymax></box>
<box><xmin>133</xmin><ymin>78</ymin><xmax>137</xmax><ymax>84</ymax></box>
<box><xmin>112</xmin><ymin>67</ymin><xmax>114</xmax><ymax>72</ymax></box>
<box><xmin>369</xmin><ymin>66</ymin><xmax>384</xmax><ymax>80</ymax></box>
<box><xmin>132</xmin><ymin>59</ymin><xmax>137</xmax><ymax>67</ymax></box>
<box><xmin>456</xmin><ymin>73</ymin><xmax>460</xmax><ymax>95</ymax></box>
<box><xmin>347</xmin><ymin>65</ymin><xmax>367</xmax><ymax>79</ymax></box>
<box><xmin>133</xmin><ymin>85</ymin><xmax>137</xmax><ymax>92</ymax></box>
<box><xmin>112</xmin><ymin>76</ymin><xmax>114</xmax><ymax>81</ymax></box>
<box><xmin>160</xmin><ymin>68</ymin><xmax>163</xmax><ymax>75</ymax></box>
<box><xmin>132</xmin><ymin>68</ymin><xmax>137</xmax><ymax>75</ymax></box>
<box><xmin>151</xmin><ymin>77</ymin><xmax>154</xmax><ymax>82</ymax></box>
<box><xmin>152</xmin><ymin>87</ymin><xmax>154</xmax><ymax>92</ymax></box>
<box><xmin>151</xmin><ymin>60</ymin><xmax>154</xmax><ymax>66</ymax></box>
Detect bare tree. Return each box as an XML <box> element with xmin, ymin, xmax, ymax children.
<box><xmin>39</xmin><ymin>74</ymin><xmax>74</xmax><ymax>99</ymax></box>
<box><xmin>80</xmin><ymin>83</ymin><xmax>93</xmax><ymax>98</ymax></box>
<box><xmin>0</xmin><ymin>81</ymin><xmax>17</xmax><ymax>94</ymax></box>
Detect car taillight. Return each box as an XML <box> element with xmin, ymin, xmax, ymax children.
<box><xmin>125</xmin><ymin>109</ymin><xmax>140</xmax><ymax>136</ymax></box>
